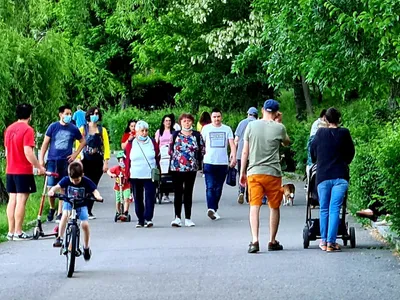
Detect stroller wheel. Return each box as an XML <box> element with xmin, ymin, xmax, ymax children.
<box><xmin>303</xmin><ymin>226</ymin><xmax>310</xmax><ymax>249</ymax></box>
<box><xmin>349</xmin><ymin>227</ymin><xmax>356</xmax><ymax>248</ymax></box>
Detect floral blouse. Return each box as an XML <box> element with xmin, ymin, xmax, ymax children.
<box><xmin>170</xmin><ymin>132</ymin><xmax>205</xmax><ymax>172</ymax></box>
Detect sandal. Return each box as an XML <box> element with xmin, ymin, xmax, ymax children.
<box><xmin>327</xmin><ymin>243</ymin><xmax>341</xmax><ymax>252</ymax></box>
<box><xmin>319</xmin><ymin>242</ymin><xmax>327</xmax><ymax>251</ymax></box>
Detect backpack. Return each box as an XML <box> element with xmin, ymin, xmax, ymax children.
<box><xmin>83</xmin><ymin>124</ymin><xmax>104</xmax><ymax>160</ymax></box>
<box><xmin>171</xmin><ymin>130</ymin><xmax>203</xmax><ymax>166</ymax></box>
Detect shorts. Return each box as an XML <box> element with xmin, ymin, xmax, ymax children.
<box><xmin>248</xmin><ymin>174</ymin><xmax>283</xmax><ymax>208</ymax></box>
<box><xmin>62</xmin><ymin>202</ymin><xmax>89</xmax><ymax>221</ymax></box>
<box><xmin>46</xmin><ymin>160</ymin><xmax>69</xmax><ymax>187</ymax></box>
<box><xmin>115</xmin><ymin>189</ymin><xmax>131</xmax><ymax>203</ymax></box>
<box><xmin>6</xmin><ymin>174</ymin><xmax>37</xmax><ymax>194</ymax></box>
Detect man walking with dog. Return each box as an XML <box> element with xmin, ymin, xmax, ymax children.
<box><xmin>239</xmin><ymin>99</ymin><xmax>290</xmax><ymax>253</ymax></box>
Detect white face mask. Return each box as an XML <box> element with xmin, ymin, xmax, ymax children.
<box><xmin>182</xmin><ymin>126</ymin><xmax>193</xmax><ymax>132</ymax></box>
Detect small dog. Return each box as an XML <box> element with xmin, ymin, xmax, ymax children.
<box><xmin>282</xmin><ymin>183</ymin><xmax>295</xmax><ymax>206</ymax></box>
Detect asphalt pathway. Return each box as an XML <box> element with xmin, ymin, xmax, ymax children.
<box><xmin>0</xmin><ymin>157</ymin><xmax>399</xmax><ymax>300</ymax></box>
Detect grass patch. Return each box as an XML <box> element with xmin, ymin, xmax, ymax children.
<box><xmin>0</xmin><ymin>176</ymin><xmax>49</xmax><ymax>242</ymax></box>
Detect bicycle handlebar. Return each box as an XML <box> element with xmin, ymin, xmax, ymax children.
<box><xmin>53</xmin><ymin>193</ymin><xmax>104</xmax><ymax>203</ymax></box>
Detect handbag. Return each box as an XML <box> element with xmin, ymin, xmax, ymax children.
<box><xmin>136</xmin><ymin>140</ymin><xmax>161</xmax><ymax>183</ymax></box>
<box><xmin>226</xmin><ymin>167</ymin><xmax>237</xmax><ymax>187</ymax></box>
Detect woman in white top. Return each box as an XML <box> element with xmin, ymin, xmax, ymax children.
<box><xmin>125</xmin><ymin>121</ymin><xmax>160</xmax><ymax>228</ymax></box>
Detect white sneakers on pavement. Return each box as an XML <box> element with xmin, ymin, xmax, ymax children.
<box><xmin>171</xmin><ymin>217</ymin><xmax>182</xmax><ymax>227</ymax></box>
<box><xmin>185</xmin><ymin>219</ymin><xmax>195</xmax><ymax>227</ymax></box>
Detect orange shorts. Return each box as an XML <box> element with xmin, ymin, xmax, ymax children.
<box><xmin>247</xmin><ymin>174</ymin><xmax>283</xmax><ymax>208</ymax></box>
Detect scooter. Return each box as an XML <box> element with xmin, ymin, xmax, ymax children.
<box><xmin>114</xmin><ymin>171</ymin><xmax>131</xmax><ymax>222</ymax></box>
<box><xmin>33</xmin><ymin>171</ymin><xmax>59</xmax><ymax>240</ymax></box>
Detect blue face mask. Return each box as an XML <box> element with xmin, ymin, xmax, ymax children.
<box><xmin>137</xmin><ymin>135</ymin><xmax>148</xmax><ymax>141</ymax></box>
<box><xmin>90</xmin><ymin>115</ymin><xmax>99</xmax><ymax>123</ymax></box>
<box><xmin>63</xmin><ymin>115</ymin><xmax>72</xmax><ymax>124</ymax></box>
<box><xmin>118</xmin><ymin>162</ymin><xmax>125</xmax><ymax>168</ymax></box>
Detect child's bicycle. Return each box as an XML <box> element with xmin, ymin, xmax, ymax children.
<box><xmin>53</xmin><ymin>193</ymin><xmax>103</xmax><ymax>278</ymax></box>
<box><xmin>114</xmin><ymin>171</ymin><xmax>131</xmax><ymax>222</ymax></box>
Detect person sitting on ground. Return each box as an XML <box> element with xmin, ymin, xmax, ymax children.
<box><xmin>49</xmin><ymin>161</ymin><xmax>103</xmax><ymax>261</ymax></box>
<box><xmin>356</xmin><ymin>201</ymin><xmax>390</xmax><ymax>222</ymax></box>
<box><xmin>311</xmin><ymin>107</ymin><xmax>355</xmax><ymax>252</ymax></box>
<box><xmin>107</xmin><ymin>151</ymin><xmax>132</xmax><ymax>221</ymax></box>
<box><xmin>121</xmin><ymin>119</ymin><xmax>137</xmax><ymax>150</ymax></box>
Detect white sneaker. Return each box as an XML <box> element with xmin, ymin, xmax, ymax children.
<box><xmin>171</xmin><ymin>217</ymin><xmax>182</xmax><ymax>227</ymax></box>
<box><xmin>214</xmin><ymin>212</ymin><xmax>221</xmax><ymax>220</ymax></box>
<box><xmin>88</xmin><ymin>214</ymin><xmax>96</xmax><ymax>220</ymax></box>
<box><xmin>185</xmin><ymin>219</ymin><xmax>195</xmax><ymax>227</ymax></box>
<box><xmin>207</xmin><ymin>209</ymin><xmax>216</xmax><ymax>220</ymax></box>
<box><xmin>6</xmin><ymin>233</ymin><xmax>13</xmax><ymax>241</ymax></box>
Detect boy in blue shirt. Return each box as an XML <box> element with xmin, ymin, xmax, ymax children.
<box><xmin>48</xmin><ymin>161</ymin><xmax>102</xmax><ymax>261</ymax></box>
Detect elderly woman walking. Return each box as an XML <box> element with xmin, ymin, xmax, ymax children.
<box><xmin>311</xmin><ymin>107</ymin><xmax>355</xmax><ymax>252</ymax></box>
<box><xmin>169</xmin><ymin>113</ymin><xmax>205</xmax><ymax>227</ymax></box>
<box><xmin>124</xmin><ymin>121</ymin><xmax>160</xmax><ymax>228</ymax></box>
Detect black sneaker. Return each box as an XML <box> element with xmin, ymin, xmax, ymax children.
<box><xmin>55</xmin><ymin>214</ymin><xmax>62</xmax><ymax>224</ymax></box>
<box><xmin>83</xmin><ymin>248</ymin><xmax>91</xmax><ymax>261</ymax></box>
<box><xmin>268</xmin><ymin>241</ymin><xmax>283</xmax><ymax>251</ymax></box>
<box><xmin>248</xmin><ymin>241</ymin><xmax>260</xmax><ymax>253</ymax></box>
<box><xmin>144</xmin><ymin>220</ymin><xmax>153</xmax><ymax>228</ymax></box>
<box><xmin>47</xmin><ymin>209</ymin><xmax>56</xmax><ymax>222</ymax></box>
<box><xmin>136</xmin><ymin>222</ymin><xmax>144</xmax><ymax>228</ymax></box>
<box><xmin>53</xmin><ymin>237</ymin><xmax>63</xmax><ymax>248</ymax></box>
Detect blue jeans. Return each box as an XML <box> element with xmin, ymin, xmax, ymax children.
<box><xmin>203</xmin><ymin>164</ymin><xmax>228</xmax><ymax>211</ymax></box>
<box><xmin>130</xmin><ymin>179</ymin><xmax>156</xmax><ymax>225</ymax></box>
<box><xmin>62</xmin><ymin>202</ymin><xmax>89</xmax><ymax>221</ymax></box>
<box><xmin>317</xmin><ymin>179</ymin><xmax>349</xmax><ymax>243</ymax></box>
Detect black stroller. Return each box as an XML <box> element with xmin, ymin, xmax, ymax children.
<box><xmin>302</xmin><ymin>164</ymin><xmax>356</xmax><ymax>249</ymax></box>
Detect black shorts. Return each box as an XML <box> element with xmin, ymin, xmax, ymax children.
<box><xmin>6</xmin><ymin>174</ymin><xmax>37</xmax><ymax>194</ymax></box>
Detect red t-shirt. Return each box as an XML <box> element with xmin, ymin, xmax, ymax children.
<box><xmin>4</xmin><ymin>121</ymin><xmax>36</xmax><ymax>174</ymax></box>
<box><xmin>121</xmin><ymin>131</ymin><xmax>135</xmax><ymax>143</ymax></box>
<box><xmin>109</xmin><ymin>165</ymin><xmax>130</xmax><ymax>191</ymax></box>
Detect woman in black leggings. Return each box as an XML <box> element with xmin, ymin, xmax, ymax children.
<box><xmin>78</xmin><ymin>107</ymin><xmax>110</xmax><ymax>219</ymax></box>
<box><xmin>169</xmin><ymin>113</ymin><xmax>204</xmax><ymax>227</ymax></box>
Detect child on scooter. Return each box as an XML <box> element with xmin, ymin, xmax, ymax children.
<box><xmin>48</xmin><ymin>161</ymin><xmax>103</xmax><ymax>261</ymax></box>
<box><xmin>107</xmin><ymin>151</ymin><xmax>131</xmax><ymax>221</ymax></box>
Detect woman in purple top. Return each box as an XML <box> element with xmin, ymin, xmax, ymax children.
<box><xmin>169</xmin><ymin>113</ymin><xmax>205</xmax><ymax>227</ymax></box>
<box><xmin>155</xmin><ymin>115</ymin><xmax>174</xmax><ymax>202</ymax></box>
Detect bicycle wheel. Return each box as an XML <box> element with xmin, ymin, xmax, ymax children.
<box><xmin>66</xmin><ymin>225</ymin><xmax>77</xmax><ymax>278</ymax></box>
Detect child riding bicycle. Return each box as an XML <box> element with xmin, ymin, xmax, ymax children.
<box><xmin>107</xmin><ymin>151</ymin><xmax>132</xmax><ymax>221</ymax></box>
<box><xmin>48</xmin><ymin>161</ymin><xmax>103</xmax><ymax>261</ymax></box>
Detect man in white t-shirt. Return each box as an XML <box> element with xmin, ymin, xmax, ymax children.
<box><xmin>201</xmin><ymin>108</ymin><xmax>236</xmax><ymax>220</ymax></box>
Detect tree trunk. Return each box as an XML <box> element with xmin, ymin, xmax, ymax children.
<box><xmin>388</xmin><ymin>82</ymin><xmax>400</xmax><ymax>110</ymax></box>
<box><xmin>0</xmin><ymin>178</ymin><xmax>8</xmax><ymax>204</ymax></box>
<box><xmin>301</xmin><ymin>75</ymin><xmax>313</xmax><ymax>116</ymax></box>
<box><xmin>293</xmin><ymin>79</ymin><xmax>307</xmax><ymax>121</ymax></box>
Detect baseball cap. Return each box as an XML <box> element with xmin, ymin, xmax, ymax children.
<box><xmin>247</xmin><ymin>107</ymin><xmax>258</xmax><ymax>115</ymax></box>
<box><xmin>263</xmin><ymin>99</ymin><xmax>280</xmax><ymax>112</ymax></box>
<box><xmin>116</xmin><ymin>151</ymin><xmax>125</xmax><ymax>159</ymax></box>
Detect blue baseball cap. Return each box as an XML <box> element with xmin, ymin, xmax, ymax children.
<box><xmin>247</xmin><ymin>107</ymin><xmax>258</xmax><ymax>115</ymax></box>
<box><xmin>263</xmin><ymin>99</ymin><xmax>280</xmax><ymax>112</ymax></box>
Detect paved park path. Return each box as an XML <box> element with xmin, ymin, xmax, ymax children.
<box><xmin>0</xmin><ymin>157</ymin><xmax>399</xmax><ymax>300</ymax></box>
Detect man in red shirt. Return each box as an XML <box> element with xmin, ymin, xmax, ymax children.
<box><xmin>4</xmin><ymin>104</ymin><xmax>45</xmax><ymax>241</ymax></box>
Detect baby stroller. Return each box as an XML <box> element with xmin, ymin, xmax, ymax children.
<box><xmin>302</xmin><ymin>164</ymin><xmax>356</xmax><ymax>249</ymax></box>
<box><xmin>155</xmin><ymin>145</ymin><xmax>174</xmax><ymax>205</ymax></box>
